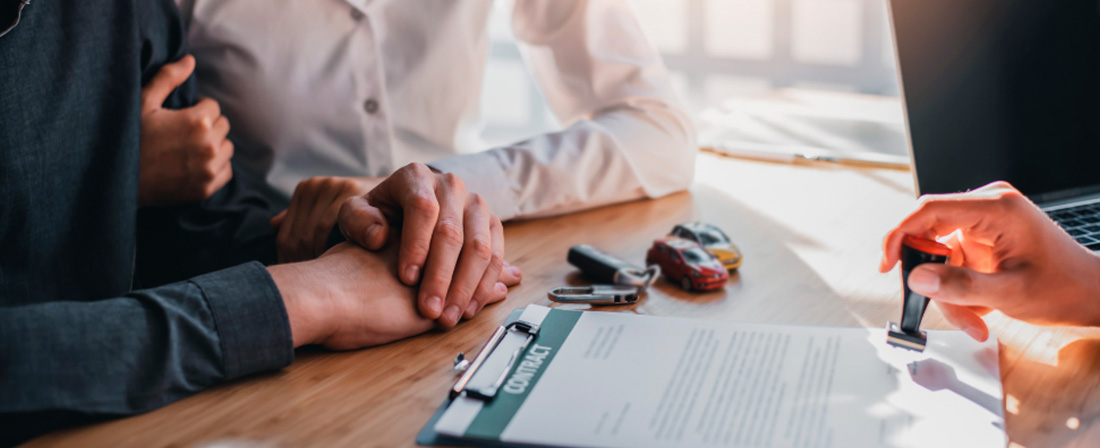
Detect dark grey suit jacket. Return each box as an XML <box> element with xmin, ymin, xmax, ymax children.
<box><xmin>0</xmin><ymin>0</ymin><xmax>302</xmax><ymax>444</ymax></box>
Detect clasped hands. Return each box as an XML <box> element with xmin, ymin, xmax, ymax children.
<box><xmin>267</xmin><ymin>165</ymin><xmax>522</xmax><ymax>349</ymax></box>
<box><xmin>139</xmin><ymin>57</ymin><xmax>521</xmax><ymax>350</ymax></box>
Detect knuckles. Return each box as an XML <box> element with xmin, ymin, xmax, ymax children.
<box><xmin>434</xmin><ymin>220</ymin><xmax>465</xmax><ymax>247</ymax></box>
<box><xmin>197</xmin><ymin>164</ymin><xmax>218</xmax><ymax>182</ymax></box>
<box><xmin>199</xmin><ymin>142</ymin><xmax>219</xmax><ymax>160</ymax></box>
<box><xmin>466</xmin><ymin>235</ymin><xmax>493</xmax><ymax>262</ymax></box>
<box><xmin>340</xmin><ymin>179</ymin><xmax>360</xmax><ymax>196</ymax></box>
<box><xmin>468</xmin><ymin>193</ymin><xmax>487</xmax><ymax>212</ymax></box>
<box><xmin>298</xmin><ymin>176</ymin><xmax>363</xmax><ymax>198</ymax></box>
<box><xmin>487</xmin><ymin>251</ymin><xmax>505</xmax><ymax>274</ymax></box>
<box><xmin>197</xmin><ymin>97</ymin><xmax>222</xmax><ymax>117</ymax></box>
<box><xmin>407</xmin><ymin>192</ymin><xmax>441</xmax><ymax>217</ymax></box>
<box><xmin>188</xmin><ymin>114</ymin><xmax>213</xmax><ymax>134</ymax></box>
<box><xmin>442</xmin><ymin>172</ymin><xmax>465</xmax><ymax>193</ymax></box>
<box><xmin>399</xmin><ymin>162</ymin><xmax>432</xmax><ymax>179</ymax></box>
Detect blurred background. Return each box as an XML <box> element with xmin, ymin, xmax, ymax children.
<box><xmin>478</xmin><ymin>0</ymin><xmax>905</xmax><ymax>160</ymax></box>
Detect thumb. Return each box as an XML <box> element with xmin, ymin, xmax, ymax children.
<box><xmin>338</xmin><ymin>195</ymin><xmax>391</xmax><ymax>251</ymax></box>
<box><xmin>270</xmin><ymin>210</ymin><xmax>287</xmax><ymax>230</ymax></box>
<box><xmin>141</xmin><ymin>55</ymin><xmax>196</xmax><ymax>113</ymax></box>
<box><xmin>907</xmin><ymin>263</ymin><xmax>1019</xmax><ymax>309</ymax></box>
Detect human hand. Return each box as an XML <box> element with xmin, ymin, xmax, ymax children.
<box><xmin>269</xmin><ymin>241</ymin><xmax>510</xmax><ymax>350</ymax></box>
<box><xmin>139</xmin><ymin>55</ymin><xmax>234</xmax><ymax>206</ymax></box>
<box><xmin>880</xmin><ymin>181</ymin><xmax>1100</xmax><ymax>341</ymax></box>
<box><xmin>336</xmin><ymin>163</ymin><xmax>523</xmax><ymax>328</ymax></box>
<box><xmin>271</xmin><ymin>176</ymin><xmax>382</xmax><ymax>263</ymax></box>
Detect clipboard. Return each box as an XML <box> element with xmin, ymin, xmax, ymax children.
<box><xmin>418</xmin><ymin>305</ymin><xmax>589</xmax><ymax>447</ymax></box>
<box><xmin>417</xmin><ymin>308</ymin><xmax>555</xmax><ymax>447</ymax></box>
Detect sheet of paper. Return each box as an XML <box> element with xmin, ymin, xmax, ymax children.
<box><xmin>436</xmin><ymin>306</ymin><xmax>1004</xmax><ymax>448</ymax></box>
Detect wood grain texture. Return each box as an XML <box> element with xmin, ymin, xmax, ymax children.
<box><xmin>24</xmin><ymin>154</ymin><xmax>1100</xmax><ymax>447</ymax></box>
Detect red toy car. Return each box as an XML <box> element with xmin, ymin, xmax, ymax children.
<box><xmin>645</xmin><ymin>237</ymin><xmax>729</xmax><ymax>291</ymax></box>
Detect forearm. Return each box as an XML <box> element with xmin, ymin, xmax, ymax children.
<box><xmin>431</xmin><ymin>101</ymin><xmax>697</xmax><ymax>221</ymax></box>
<box><xmin>443</xmin><ymin>0</ymin><xmax>697</xmax><ymax>221</ymax></box>
<box><xmin>0</xmin><ymin>262</ymin><xmax>292</xmax><ymax>444</ymax></box>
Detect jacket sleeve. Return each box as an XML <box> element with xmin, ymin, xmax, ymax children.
<box><xmin>429</xmin><ymin>0</ymin><xmax>697</xmax><ymax>221</ymax></box>
<box><xmin>134</xmin><ymin>168</ymin><xmax>286</xmax><ymax>288</ymax></box>
<box><xmin>0</xmin><ymin>262</ymin><xmax>294</xmax><ymax>446</ymax></box>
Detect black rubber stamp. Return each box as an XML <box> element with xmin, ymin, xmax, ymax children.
<box><xmin>887</xmin><ymin>235</ymin><xmax>951</xmax><ymax>352</ymax></box>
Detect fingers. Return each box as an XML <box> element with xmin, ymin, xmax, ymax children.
<box><xmin>211</xmin><ymin>114</ymin><xmax>231</xmax><ymax>142</ymax></box>
<box><xmin>356</xmin><ymin>164</ymin><xmax>512</xmax><ymax>324</ymax></box>
<box><xmin>880</xmin><ymin>182</ymin><xmax>1027</xmax><ymax>272</ymax></box>
<box><xmin>417</xmin><ymin>174</ymin><xmax>466</xmax><ymax>320</ymax></box>
<box><xmin>383</xmin><ymin>166</ymin><xmax>440</xmax><ymax>286</ymax></box>
<box><xmin>935</xmin><ymin>302</ymin><xmax>990</xmax><ymax>342</ymax></box>
<box><xmin>288</xmin><ymin>179</ymin><xmax>330</xmax><ymax>261</ymax></box>
<box><xmin>277</xmin><ymin>180</ymin><xmax>316</xmax><ymax>263</ymax></box>
<box><xmin>192</xmin><ymin>97</ymin><xmax>223</xmax><ymax>126</ymax></box>
<box><xmin>275</xmin><ymin>186</ymin><xmax>302</xmax><ymax>263</ymax></box>
<box><xmin>141</xmin><ymin>55</ymin><xmax>196</xmax><ymax>113</ymax></box>
<box><xmin>337</xmin><ymin>195</ymin><xmax>390</xmax><ymax>250</ymax></box>
<box><xmin>206</xmin><ymin>140</ymin><xmax>234</xmax><ymax>193</ymax></box>
<box><xmin>271</xmin><ymin>210</ymin><xmax>287</xmax><ymax>230</ymax></box>
<box><xmin>500</xmin><ymin>260</ymin><xmax>523</xmax><ymax>286</ymax></box>
<box><xmin>309</xmin><ymin>180</ymin><xmax>350</xmax><ymax>259</ymax></box>
<box><xmin>907</xmin><ymin>263</ymin><xmax>1021</xmax><ymax>310</ymax></box>
<box><xmin>278</xmin><ymin>178</ymin><xmax>387</xmax><ymax>264</ymax></box>
<box><xmin>466</xmin><ymin>214</ymin><xmax>508</xmax><ymax>320</ymax></box>
<box><xmin>879</xmin><ymin>199</ymin><xmax>983</xmax><ymax>272</ymax></box>
<box><xmin>212</xmin><ymin>133</ymin><xmax>234</xmax><ymax>166</ymax></box>
<box><xmin>439</xmin><ymin>195</ymin><xmax>493</xmax><ymax>326</ymax></box>
<box><xmin>207</xmin><ymin>157</ymin><xmax>233</xmax><ymax>197</ymax></box>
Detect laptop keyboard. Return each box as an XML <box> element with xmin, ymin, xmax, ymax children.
<box><xmin>1048</xmin><ymin>203</ymin><xmax>1100</xmax><ymax>251</ymax></box>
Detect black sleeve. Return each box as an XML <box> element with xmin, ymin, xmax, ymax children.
<box><xmin>135</xmin><ymin>172</ymin><xmax>284</xmax><ymax>287</ymax></box>
<box><xmin>0</xmin><ymin>262</ymin><xmax>294</xmax><ymax>446</ymax></box>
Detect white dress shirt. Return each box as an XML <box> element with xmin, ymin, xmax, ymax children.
<box><xmin>176</xmin><ymin>0</ymin><xmax>696</xmax><ymax>220</ymax></box>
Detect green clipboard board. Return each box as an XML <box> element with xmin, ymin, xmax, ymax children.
<box><xmin>416</xmin><ymin>308</ymin><xmax>572</xmax><ymax>448</ymax></box>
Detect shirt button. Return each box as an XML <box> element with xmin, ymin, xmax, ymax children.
<box><xmin>363</xmin><ymin>98</ymin><xmax>379</xmax><ymax>114</ymax></box>
<box><xmin>350</xmin><ymin>8</ymin><xmax>364</xmax><ymax>21</ymax></box>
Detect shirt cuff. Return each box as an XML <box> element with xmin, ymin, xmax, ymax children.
<box><xmin>190</xmin><ymin>261</ymin><xmax>294</xmax><ymax>380</ymax></box>
<box><xmin>428</xmin><ymin>151</ymin><xmax>519</xmax><ymax>221</ymax></box>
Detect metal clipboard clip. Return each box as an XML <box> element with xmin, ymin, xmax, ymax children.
<box><xmin>449</xmin><ymin>319</ymin><xmax>540</xmax><ymax>401</ymax></box>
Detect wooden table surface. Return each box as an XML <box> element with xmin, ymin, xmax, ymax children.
<box><xmin>26</xmin><ymin>153</ymin><xmax>1100</xmax><ymax>448</ymax></box>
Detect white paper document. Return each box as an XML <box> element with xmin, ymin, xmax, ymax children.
<box><xmin>435</xmin><ymin>306</ymin><xmax>1004</xmax><ymax>448</ymax></box>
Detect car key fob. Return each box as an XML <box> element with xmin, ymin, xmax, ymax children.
<box><xmin>567</xmin><ymin>245</ymin><xmax>659</xmax><ymax>288</ymax></box>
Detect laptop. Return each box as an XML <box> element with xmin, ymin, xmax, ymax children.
<box><xmin>888</xmin><ymin>0</ymin><xmax>1100</xmax><ymax>250</ymax></box>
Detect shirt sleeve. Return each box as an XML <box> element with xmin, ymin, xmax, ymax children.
<box><xmin>429</xmin><ymin>0</ymin><xmax>697</xmax><ymax>221</ymax></box>
<box><xmin>0</xmin><ymin>262</ymin><xmax>294</xmax><ymax>445</ymax></box>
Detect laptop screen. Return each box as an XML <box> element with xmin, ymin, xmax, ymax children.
<box><xmin>890</xmin><ymin>0</ymin><xmax>1100</xmax><ymax>202</ymax></box>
